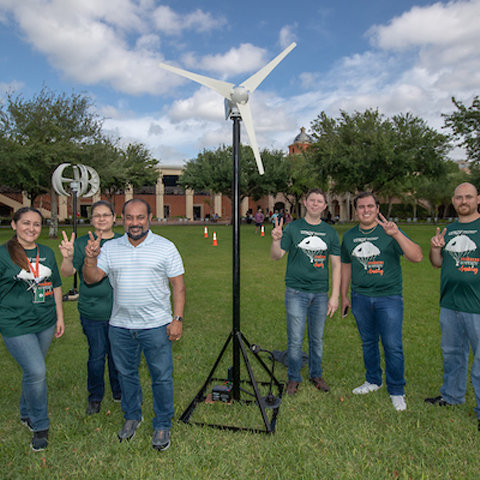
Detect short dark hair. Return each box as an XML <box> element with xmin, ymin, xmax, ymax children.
<box><xmin>305</xmin><ymin>188</ymin><xmax>327</xmax><ymax>203</ymax></box>
<box><xmin>122</xmin><ymin>198</ymin><xmax>151</xmax><ymax>216</ymax></box>
<box><xmin>353</xmin><ymin>192</ymin><xmax>379</xmax><ymax>209</ymax></box>
<box><xmin>91</xmin><ymin>200</ymin><xmax>115</xmax><ymax>217</ymax></box>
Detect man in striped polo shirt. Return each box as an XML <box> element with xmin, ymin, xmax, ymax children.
<box><xmin>83</xmin><ymin>198</ymin><xmax>186</xmax><ymax>452</ymax></box>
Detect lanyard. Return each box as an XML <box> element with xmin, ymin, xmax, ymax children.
<box><xmin>25</xmin><ymin>246</ymin><xmax>40</xmax><ymax>279</ymax></box>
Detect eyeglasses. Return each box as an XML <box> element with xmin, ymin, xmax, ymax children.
<box><xmin>91</xmin><ymin>213</ymin><xmax>114</xmax><ymax>219</ymax></box>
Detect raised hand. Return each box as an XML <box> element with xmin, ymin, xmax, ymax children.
<box><xmin>59</xmin><ymin>231</ymin><xmax>75</xmax><ymax>259</ymax></box>
<box><xmin>376</xmin><ymin>213</ymin><xmax>399</xmax><ymax>236</ymax></box>
<box><xmin>271</xmin><ymin>216</ymin><xmax>284</xmax><ymax>241</ymax></box>
<box><xmin>431</xmin><ymin>227</ymin><xmax>447</xmax><ymax>249</ymax></box>
<box><xmin>85</xmin><ymin>231</ymin><xmax>102</xmax><ymax>258</ymax></box>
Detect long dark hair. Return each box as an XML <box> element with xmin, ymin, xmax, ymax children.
<box><xmin>7</xmin><ymin>207</ymin><xmax>43</xmax><ymax>271</ymax></box>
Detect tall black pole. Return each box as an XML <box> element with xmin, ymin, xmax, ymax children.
<box><xmin>72</xmin><ymin>189</ymin><xmax>78</xmax><ymax>291</ymax></box>
<box><xmin>232</xmin><ymin>114</ymin><xmax>241</xmax><ymax>401</ymax></box>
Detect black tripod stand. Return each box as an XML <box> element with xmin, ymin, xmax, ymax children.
<box><xmin>179</xmin><ymin>113</ymin><xmax>283</xmax><ymax>433</ymax></box>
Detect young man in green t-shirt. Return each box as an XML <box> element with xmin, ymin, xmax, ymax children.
<box><xmin>425</xmin><ymin>182</ymin><xmax>480</xmax><ymax>431</ymax></box>
<box><xmin>271</xmin><ymin>188</ymin><xmax>341</xmax><ymax>396</ymax></box>
<box><xmin>341</xmin><ymin>192</ymin><xmax>423</xmax><ymax>411</ymax></box>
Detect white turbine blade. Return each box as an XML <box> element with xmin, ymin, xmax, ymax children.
<box><xmin>159</xmin><ymin>62</ymin><xmax>234</xmax><ymax>99</ymax></box>
<box><xmin>240</xmin><ymin>42</ymin><xmax>296</xmax><ymax>93</ymax></box>
<box><xmin>237</xmin><ymin>102</ymin><xmax>264</xmax><ymax>175</ymax></box>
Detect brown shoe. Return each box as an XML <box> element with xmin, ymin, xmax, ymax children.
<box><xmin>286</xmin><ymin>380</ymin><xmax>300</xmax><ymax>396</ymax></box>
<box><xmin>310</xmin><ymin>377</ymin><xmax>330</xmax><ymax>392</ymax></box>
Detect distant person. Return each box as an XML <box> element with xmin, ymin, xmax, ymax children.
<box><xmin>271</xmin><ymin>188</ymin><xmax>341</xmax><ymax>395</ymax></box>
<box><xmin>0</xmin><ymin>207</ymin><xmax>65</xmax><ymax>451</ymax></box>
<box><xmin>425</xmin><ymin>183</ymin><xmax>480</xmax><ymax>431</ymax></box>
<box><xmin>341</xmin><ymin>192</ymin><xmax>422</xmax><ymax>411</ymax></box>
<box><xmin>284</xmin><ymin>211</ymin><xmax>292</xmax><ymax>224</ymax></box>
<box><xmin>59</xmin><ymin>200</ymin><xmax>122</xmax><ymax>415</ymax></box>
<box><xmin>254</xmin><ymin>208</ymin><xmax>265</xmax><ymax>234</ymax></box>
<box><xmin>270</xmin><ymin>211</ymin><xmax>279</xmax><ymax>227</ymax></box>
<box><xmin>83</xmin><ymin>198</ymin><xmax>185</xmax><ymax>452</ymax></box>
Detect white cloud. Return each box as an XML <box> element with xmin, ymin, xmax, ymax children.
<box><xmin>168</xmin><ymin>87</ymin><xmax>224</xmax><ymax>122</ymax></box>
<box><xmin>367</xmin><ymin>0</ymin><xmax>480</xmax><ymax>102</ymax></box>
<box><xmin>279</xmin><ymin>24</ymin><xmax>298</xmax><ymax>49</ymax></box>
<box><xmin>0</xmin><ymin>80</ymin><xmax>24</xmax><ymax>97</ymax></box>
<box><xmin>183</xmin><ymin>44</ymin><xmax>269</xmax><ymax>78</ymax></box>
<box><xmin>152</xmin><ymin>6</ymin><xmax>226</xmax><ymax>35</ymax></box>
<box><xmin>0</xmin><ymin>1</ymin><xmax>227</xmax><ymax>95</ymax></box>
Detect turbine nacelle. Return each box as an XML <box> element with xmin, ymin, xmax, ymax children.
<box><xmin>159</xmin><ymin>42</ymin><xmax>296</xmax><ymax>176</ymax></box>
<box><xmin>230</xmin><ymin>86</ymin><xmax>249</xmax><ymax>105</ymax></box>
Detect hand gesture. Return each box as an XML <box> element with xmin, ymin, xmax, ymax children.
<box><xmin>327</xmin><ymin>296</ymin><xmax>339</xmax><ymax>318</ymax></box>
<box><xmin>376</xmin><ymin>213</ymin><xmax>399</xmax><ymax>236</ymax></box>
<box><xmin>271</xmin><ymin>216</ymin><xmax>284</xmax><ymax>241</ymax></box>
<box><xmin>85</xmin><ymin>231</ymin><xmax>102</xmax><ymax>258</ymax></box>
<box><xmin>59</xmin><ymin>231</ymin><xmax>75</xmax><ymax>259</ymax></box>
<box><xmin>431</xmin><ymin>227</ymin><xmax>447</xmax><ymax>249</ymax></box>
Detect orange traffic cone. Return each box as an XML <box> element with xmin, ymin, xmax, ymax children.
<box><xmin>204</xmin><ymin>226</ymin><xmax>208</xmax><ymax>238</ymax></box>
<box><xmin>212</xmin><ymin>232</ymin><xmax>218</xmax><ymax>246</ymax></box>
<box><xmin>261</xmin><ymin>225</ymin><xmax>265</xmax><ymax>237</ymax></box>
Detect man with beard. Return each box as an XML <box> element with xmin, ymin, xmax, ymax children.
<box><xmin>425</xmin><ymin>183</ymin><xmax>480</xmax><ymax>431</ymax></box>
<box><xmin>83</xmin><ymin>198</ymin><xmax>185</xmax><ymax>451</ymax></box>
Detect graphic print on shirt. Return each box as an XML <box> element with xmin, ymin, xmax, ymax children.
<box><xmin>352</xmin><ymin>239</ymin><xmax>383</xmax><ymax>275</ymax></box>
<box><xmin>16</xmin><ymin>262</ymin><xmax>54</xmax><ymax>302</ymax></box>
<box><xmin>445</xmin><ymin>233</ymin><xmax>479</xmax><ymax>272</ymax></box>
<box><xmin>297</xmin><ymin>234</ymin><xmax>328</xmax><ymax>268</ymax></box>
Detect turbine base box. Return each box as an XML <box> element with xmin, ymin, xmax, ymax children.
<box><xmin>211</xmin><ymin>385</ymin><xmax>232</xmax><ymax>402</ymax></box>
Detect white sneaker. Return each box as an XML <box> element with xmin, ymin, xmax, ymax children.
<box><xmin>390</xmin><ymin>395</ymin><xmax>407</xmax><ymax>411</ymax></box>
<box><xmin>352</xmin><ymin>381</ymin><xmax>383</xmax><ymax>395</ymax></box>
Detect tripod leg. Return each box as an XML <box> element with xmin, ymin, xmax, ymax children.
<box><xmin>235</xmin><ymin>332</ymin><xmax>273</xmax><ymax>433</ymax></box>
<box><xmin>179</xmin><ymin>332</ymin><xmax>233</xmax><ymax>423</ymax></box>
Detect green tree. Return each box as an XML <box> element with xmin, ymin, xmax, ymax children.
<box><xmin>310</xmin><ymin>109</ymin><xmax>451</xmax><ymax>197</ymax></box>
<box><xmin>0</xmin><ymin>86</ymin><xmax>104</xmax><ymax>236</ymax></box>
<box><xmin>179</xmin><ymin>144</ymin><xmax>289</xmax><ymax>207</ymax></box>
<box><xmin>444</xmin><ymin>96</ymin><xmax>480</xmax><ymax>163</ymax></box>
<box><xmin>282</xmin><ymin>150</ymin><xmax>325</xmax><ymax>218</ymax></box>
<box><xmin>414</xmin><ymin>160</ymin><xmax>466</xmax><ymax>219</ymax></box>
<box><xmin>85</xmin><ymin>139</ymin><xmax>159</xmax><ymax>207</ymax></box>
<box><xmin>0</xmin><ymin>86</ymin><xmax>159</xmax><ymax>235</ymax></box>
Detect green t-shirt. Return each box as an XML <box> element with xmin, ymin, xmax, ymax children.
<box><xmin>0</xmin><ymin>243</ymin><xmax>62</xmax><ymax>337</ymax></box>
<box><xmin>73</xmin><ymin>232</ymin><xmax>122</xmax><ymax>322</ymax></box>
<box><xmin>341</xmin><ymin>225</ymin><xmax>404</xmax><ymax>297</ymax></box>
<box><xmin>440</xmin><ymin>218</ymin><xmax>480</xmax><ymax>314</ymax></box>
<box><xmin>281</xmin><ymin>218</ymin><xmax>340</xmax><ymax>293</ymax></box>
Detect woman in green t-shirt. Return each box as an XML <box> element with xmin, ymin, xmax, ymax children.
<box><xmin>0</xmin><ymin>207</ymin><xmax>65</xmax><ymax>452</ymax></box>
<box><xmin>59</xmin><ymin>200</ymin><xmax>121</xmax><ymax>415</ymax></box>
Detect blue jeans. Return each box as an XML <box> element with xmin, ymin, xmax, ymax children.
<box><xmin>285</xmin><ymin>288</ymin><xmax>328</xmax><ymax>382</ymax></box>
<box><xmin>2</xmin><ymin>324</ymin><xmax>56</xmax><ymax>432</ymax></box>
<box><xmin>439</xmin><ymin>308</ymin><xmax>480</xmax><ymax>417</ymax></box>
<box><xmin>351</xmin><ymin>292</ymin><xmax>405</xmax><ymax>395</ymax></box>
<box><xmin>109</xmin><ymin>325</ymin><xmax>174</xmax><ymax>431</ymax></box>
<box><xmin>81</xmin><ymin>316</ymin><xmax>121</xmax><ymax>402</ymax></box>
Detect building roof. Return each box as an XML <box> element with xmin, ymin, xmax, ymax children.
<box><xmin>293</xmin><ymin>127</ymin><xmax>313</xmax><ymax>144</ymax></box>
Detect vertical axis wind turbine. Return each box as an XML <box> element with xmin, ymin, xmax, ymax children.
<box><xmin>159</xmin><ymin>43</ymin><xmax>296</xmax><ymax>434</ymax></box>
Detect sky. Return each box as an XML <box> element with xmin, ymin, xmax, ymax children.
<box><xmin>1</xmin><ymin>0</ymin><xmax>480</xmax><ymax>167</ymax></box>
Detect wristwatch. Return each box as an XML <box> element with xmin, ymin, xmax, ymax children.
<box><xmin>173</xmin><ymin>315</ymin><xmax>183</xmax><ymax>322</ymax></box>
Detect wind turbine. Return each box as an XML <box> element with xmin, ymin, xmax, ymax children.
<box><xmin>159</xmin><ymin>42</ymin><xmax>296</xmax><ymax>175</ymax></box>
<box><xmin>160</xmin><ymin>43</ymin><xmax>296</xmax><ymax>434</ymax></box>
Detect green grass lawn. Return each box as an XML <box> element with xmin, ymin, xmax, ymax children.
<box><xmin>0</xmin><ymin>222</ymin><xmax>478</xmax><ymax>479</ymax></box>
